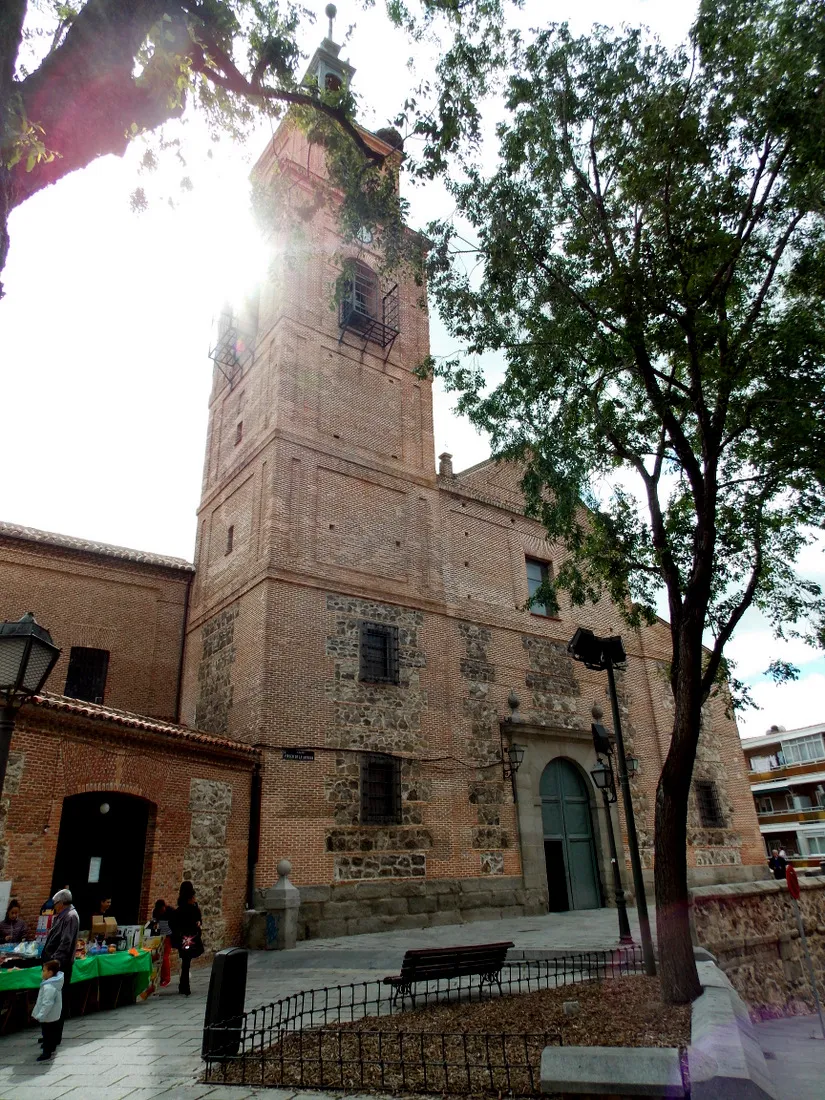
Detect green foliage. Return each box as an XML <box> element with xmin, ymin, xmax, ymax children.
<box><xmin>425</xmin><ymin>0</ymin><xmax>825</xmax><ymax>701</ymax></box>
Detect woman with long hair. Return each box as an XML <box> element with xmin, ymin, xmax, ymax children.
<box><xmin>169</xmin><ymin>881</ymin><xmax>203</xmax><ymax>996</ymax></box>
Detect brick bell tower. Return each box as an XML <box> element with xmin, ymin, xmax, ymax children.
<box><xmin>180</xmin><ymin>21</ymin><xmax>442</xmax><ymax>890</ymax></box>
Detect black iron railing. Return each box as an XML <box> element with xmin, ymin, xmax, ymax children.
<box><xmin>203</xmin><ymin>946</ymin><xmax>644</xmax><ymax>1093</ymax></box>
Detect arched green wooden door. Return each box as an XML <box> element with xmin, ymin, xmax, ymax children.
<box><xmin>540</xmin><ymin>758</ymin><xmax>602</xmax><ymax>911</ymax></box>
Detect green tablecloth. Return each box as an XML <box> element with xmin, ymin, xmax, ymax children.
<box><xmin>0</xmin><ymin>950</ymin><xmax>152</xmax><ymax>997</ymax></box>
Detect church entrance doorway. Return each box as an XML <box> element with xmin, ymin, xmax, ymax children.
<box><xmin>51</xmin><ymin>793</ymin><xmax>152</xmax><ymax>928</ymax></box>
<box><xmin>540</xmin><ymin>758</ymin><xmax>602</xmax><ymax>912</ymax></box>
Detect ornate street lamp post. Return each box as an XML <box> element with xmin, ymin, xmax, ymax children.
<box><xmin>568</xmin><ymin>627</ymin><xmax>656</xmax><ymax>976</ymax></box>
<box><xmin>0</xmin><ymin>612</ymin><xmax>60</xmax><ymax>797</ymax></box>
<box><xmin>590</xmin><ymin>706</ymin><xmax>635</xmax><ymax>946</ymax></box>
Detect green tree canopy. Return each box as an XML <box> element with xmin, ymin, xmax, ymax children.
<box><xmin>424</xmin><ymin>0</ymin><xmax>825</xmax><ymax>1001</ymax></box>
<box><xmin>0</xmin><ymin>0</ymin><xmax>512</xmax><ymax>294</ymax></box>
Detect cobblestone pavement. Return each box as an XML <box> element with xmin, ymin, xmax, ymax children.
<box><xmin>754</xmin><ymin>1015</ymin><xmax>825</xmax><ymax>1100</ymax></box>
<box><xmin>0</xmin><ymin>909</ymin><xmax>643</xmax><ymax>1099</ymax></box>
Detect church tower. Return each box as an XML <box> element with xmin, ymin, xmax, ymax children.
<box><xmin>180</xmin><ymin>21</ymin><xmax>445</xmax><ymax>891</ymax></box>
<box><xmin>181</xmin><ymin>18</ymin><xmax>766</xmax><ymax>928</ymax></box>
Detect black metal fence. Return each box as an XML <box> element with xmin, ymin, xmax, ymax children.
<box><xmin>203</xmin><ymin>947</ymin><xmax>644</xmax><ymax>1093</ymax></box>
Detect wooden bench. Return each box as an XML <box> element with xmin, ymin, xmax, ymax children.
<box><xmin>383</xmin><ymin>941</ymin><xmax>514</xmax><ymax>1006</ymax></box>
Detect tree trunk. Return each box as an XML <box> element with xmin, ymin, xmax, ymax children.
<box><xmin>654</xmin><ymin>624</ymin><xmax>706</xmax><ymax>1004</ymax></box>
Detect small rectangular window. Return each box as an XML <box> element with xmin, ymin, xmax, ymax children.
<box><xmin>235</xmin><ymin>421</ymin><xmax>243</xmax><ymax>445</ymax></box>
<box><xmin>359</xmin><ymin>621</ymin><xmax>399</xmax><ymax>684</ymax></box>
<box><xmin>226</xmin><ymin>525</ymin><xmax>234</xmax><ymax>554</ymax></box>
<box><xmin>64</xmin><ymin>647</ymin><xmax>109</xmax><ymax>704</ymax></box>
<box><xmin>696</xmin><ymin>780</ymin><xmax>725</xmax><ymax>828</ymax></box>
<box><xmin>361</xmin><ymin>753</ymin><xmax>401</xmax><ymax>824</ymax></box>
<box><xmin>526</xmin><ymin>558</ymin><xmax>552</xmax><ymax>616</ymax></box>
<box><xmin>756</xmin><ymin>797</ymin><xmax>773</xmax><ymax>814</ymax></box>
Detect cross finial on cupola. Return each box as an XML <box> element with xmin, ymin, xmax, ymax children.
<box><xmin>325</xmin><ymin>3</ymin><xmax>337</xmax><ymax>43</ymax></box>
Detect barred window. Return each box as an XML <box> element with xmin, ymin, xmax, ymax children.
<box><xmin>696</xmin><ymin>780</ymin><xmax>725</xmax><ymax>828</ymax></box>
<box><xmin>361</xmin><ymin>753</ymin><xmax>402</xmax><ymax>825</ymax></box>
<box><xmin>64</xmin><ymin>647</ymin><xmax>109</xmax><ymax>704</ymax></box>
<box><xmin>358</xmin><ymin>621</ymin><xmax>399</xmax><ymax>684</ymax></box>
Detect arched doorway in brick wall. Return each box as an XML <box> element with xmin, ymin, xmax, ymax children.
<box><xmin>51</xmin><ymin>793</ymin><xmax>154</xmax><ymax>929</ymax></box>
<box><xmin>540</xmin><ymin>758</ymin><xmax>603</xmax><ymax>912</ymax></box>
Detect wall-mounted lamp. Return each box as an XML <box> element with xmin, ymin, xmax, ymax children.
<box><xmin>502</xmin><ymin>742</ymin><xmax>525</xmax><ymax>780</ymax></box>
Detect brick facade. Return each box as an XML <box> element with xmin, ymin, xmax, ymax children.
<box><xmin>2</xmin><ymin>696</ymin><xmax>256</xmax><ymax>947</ymax></box>
<box><xmin>0</xmin><ymin>521</ymin><xmax>192</xmax><ymax>721</ymax></box>
<box><xmin>0</xmin><ymin>53</ymin><xmax>768</xmax><ymax>944</ymax></box>
<box><xmin>177</xmin><ymin>99</ymin><xmax>768</xmax><ymax>934</ymax></box>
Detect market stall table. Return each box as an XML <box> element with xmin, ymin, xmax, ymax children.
<box><xmin>0</xmin><ymin>949</ymin><xmax>153</xmax><ymax>1033</ymax></box>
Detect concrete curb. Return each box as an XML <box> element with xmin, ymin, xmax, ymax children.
<box><xmin>689</xmin><ymin>959</ymin><xmax>779</xmax><ymax>1100</ymax></box>
<box><xmin>539</xmin><ymin>953</ymin><xmax>778</xmax><ymax>1098</ymax></box>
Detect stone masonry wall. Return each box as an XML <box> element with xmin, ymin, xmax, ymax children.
<box><xmin>0</xmin><ymin>752</ymin><xmax>24</xmax><ymax>879</ymax></box>
<box><xmin>296</xmin><ymin>876</ymin><xmax>546</xmax><ymax>940</ymax></box>
<box><xmin>691</xmin><ymin>877</ymin><xmax>825</xmax><ymax>1017</ymax></box>
<box><xmin>324</xmin><ymin>595</ymin><xmax>432</xmax><ymax>881</ymax></box>
<box><xmin>458</xmin><ymin>622</ymin><xmax>511</xmax><ymax>875</ymax></box>
<box><xmin>195</xmin><ymin>603</ymin><xmax>239</xmax><ymax>734</ymax></box>
<box><xmin>184</xmin><ymin>777</ymin><xmax>233</xmax><ymax>949</ymax></box>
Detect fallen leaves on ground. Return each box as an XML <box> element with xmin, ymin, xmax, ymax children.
<box><xmin>209</xmin><ymin>976</ymin><xmax>690</xmax><ymax>1095</ymax></box>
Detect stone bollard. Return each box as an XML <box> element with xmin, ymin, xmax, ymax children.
<box><xmin>256</xmin><ymin>859</ymin><xmax>300</xmax><ymax>951</ymax></box>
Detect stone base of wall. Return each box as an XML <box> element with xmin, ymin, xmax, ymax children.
<box><xmin>264</xmin><ymin>876</ymin><xmax>546</xmax><ymax>941</ymax></box>
<box><xmin>633</xmin><ymin>863</ymin><xmax>771</xmax><ymax>900</ymax></box>
<box><xmin>690</xmin><ymin>876</ymin><xmax>825</xmax><ymax>1018</ymax></box>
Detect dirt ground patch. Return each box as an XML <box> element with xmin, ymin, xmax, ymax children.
<box><xmin>209</xmin><ymin>976</ymin><xmax>691</xmax><ymax>1095</ymax></box>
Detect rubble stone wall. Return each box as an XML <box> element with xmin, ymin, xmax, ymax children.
<box><xmin>690</xmin><ymin>877</ymin><xmax>825</xmax><ymax>1017</ymax></box>
<box><xmin>296</xmin><ymin>875</ymin><xmax>546</xmax><ymax>940</ymax></box>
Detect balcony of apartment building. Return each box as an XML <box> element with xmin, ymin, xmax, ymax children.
<box><xmin>746</xmin><ymin>729</ymin><xmax>825</xmax><ymax>870</ymax></box>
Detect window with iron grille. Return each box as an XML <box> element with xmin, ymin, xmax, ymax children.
<box><xmin>358</xmin><ymin>621</ymin><xmax>399</xmax><ymax>684</ymax></box>
<box><xmin>696</xmin><ymin>779</ymin><xmax>725</xmax><ymax>828</ymax></box>
<box><xmin>64</xmin><ymin>647</ymin><xmax>110</xmax><ymax>704</ymax></box>
<box><xmin>361</xmin><ymin>753</ymin><xmax>402</xmax><ymax>825</ymax></box>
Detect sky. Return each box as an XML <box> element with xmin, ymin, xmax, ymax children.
<box><xmin>1</xmin><ymin>0</ymin><xmax>822</xmax><ymax>738</ymax></box>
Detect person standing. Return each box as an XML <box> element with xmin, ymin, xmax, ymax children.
<box><xmin>768</xmin><ymin>848</ymin><xmax>788</xmax><ymax>880</ymax></box>
<box><xmin>150</xmin><ymin>898</ymin><xmax>173</xmax><ymax>988</ymax></box>
<box><xmin>170</xmin><ymin>881</ymin><xmax>203</xmax><ymax>996</ymax></box>
<box><xmin>0</xmin><ymin>898</ymin><xmax>27</xmax><ymax>943</ymax></box>
<box><xmin>41</xmin><ymin>889</ymin><xmax>79</xmax><ymax>1047</ymax></box>
<box><xmin>32</xmin><ymin>959</ymin><xmax>63</xmax><ymax>1061</ymax></box>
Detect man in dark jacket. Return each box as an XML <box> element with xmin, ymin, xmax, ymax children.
<box><xmin>768</xmin><ymin>849</ymin><xmax>788</xmax><ymax>880</ymax></box>
<box><xmin>42</xmin><ymin>889</ymin><xmax>79</xmax><ymax>1047</ymax></box>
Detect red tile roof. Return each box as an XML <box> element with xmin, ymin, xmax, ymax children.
<box><xmin>30</xmin><ymin>693</ymin><xmax>259</xmax><ymax>758</ymax></box>
<box><xmin>0</xmin><ymin>521</ymin><xmax>194</xmax><ymax>572</ymax></box>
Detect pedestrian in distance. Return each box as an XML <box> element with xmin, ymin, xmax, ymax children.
<box><xmin>32</xmin><ymin>958</ymin><xmax>63</xmax><ymax>1061</ymax></box>
<box><xmin>150</xmin><ymin>898</ymin><xmax>173</xmax><ymax>988</ymax></box>
<box><xmin>41</xmin><ymin>889</ymin><xmax>79</xmax><ymax>1048</ymax></box>
<box><xmin>768</xmin><ymin>848</ymin><xmax>788</xmax><ymax>880</ymax></box>
<box><xmin>170</xmin><ymin>881</ymin><xmax>203</xmax><ymax>996</ymax></box>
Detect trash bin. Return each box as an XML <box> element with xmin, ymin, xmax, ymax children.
<box><xmin>202</xmin><ymin>947</ymin><xmax>248</xmax><ymax>1061</ymax></box>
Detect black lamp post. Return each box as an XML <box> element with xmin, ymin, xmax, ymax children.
<box><xmin>0</xmin><ymin>612</ymin><xmax>60</xmax><ymax>797</ymax></box>
<box><xmin>569</xmin><ymin>627</ymin><xmax>656</xmax><ymax>976</ymax></box>
<box><xmin>590</xmin><ymin>709</ymin><xmax>634</xmax><ymax>946</ymax></box>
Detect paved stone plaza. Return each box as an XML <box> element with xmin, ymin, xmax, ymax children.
<box><xmin>0</xmin><ymin>909</ymin><xmax>820</xmax><ymax>1100</ymax></box>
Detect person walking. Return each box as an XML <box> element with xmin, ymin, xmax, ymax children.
<box><xmin>170</xmin><ymin>881</ymin><xmax>203</xmax><ymax>996</ymax></box>
<box><xmin>41</xmin><ymin>889</ymin><xmax>79</xmax><ymax>1047</ymax></box>
<box><xmin>768</xmin><ymin>848</ymin><xmax>788</xmax><ymax>880</ymax></box>
<box><xmin>32</xmin><ymin>959</ymin><xmax>63</xmax><ymax>1061</ymax></box>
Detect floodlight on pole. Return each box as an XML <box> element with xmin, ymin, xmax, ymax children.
<box><xmin>569</xmin><ymin>629</ymin><xmax>656</xmax><ymax>976</ymax></box>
